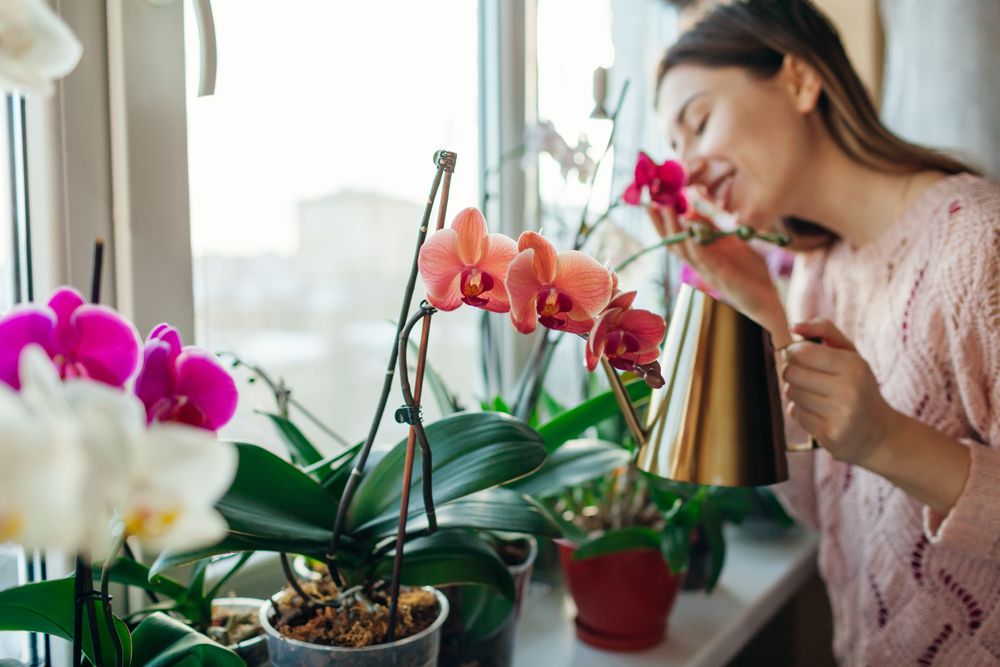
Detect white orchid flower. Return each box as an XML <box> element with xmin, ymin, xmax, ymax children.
<box><xmin>2</xmin><ymin>346</ymin><xmax>237</xmax><ymax>557</ymax></box>
<box><xmin>0</xmin><ymin>370</ymin><xmax>85</xmax><ymax>551</ymax></box>
<box><xmin>0</xmin><ymin>0</ymin><xmax>82</xmax><ymax>95</ymax></box>
<box><xmin>117</xmin><ymin>422</ymin><xmax>236</xmax><ymax>552</ymax></box>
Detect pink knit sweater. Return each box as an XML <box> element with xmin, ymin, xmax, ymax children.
<box><xmin>775</xmin><ymin>174</ymin><xmax>1000</xmax><ymax>666</ymax></box>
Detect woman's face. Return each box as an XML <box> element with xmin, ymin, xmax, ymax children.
<box><xmin>658</xmin><ymin>63</ymin><xmax>817</xmax><ymax>230</ymax></box>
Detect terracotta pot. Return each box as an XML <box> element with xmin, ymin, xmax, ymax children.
<box><xmin>557</xmin><ymin>539</ymin><xmax>682</xmax><ymax>651</ymax></box>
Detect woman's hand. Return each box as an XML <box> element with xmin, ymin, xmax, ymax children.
<box><xmin>781</xmin><ymin>319</ymin><xmax>902</xmax><ymax>466</ymax></box>
<box><xmin>648</xmin><ymin>206</ymin><xmax>789</xmax><ymax>342</ymax></box>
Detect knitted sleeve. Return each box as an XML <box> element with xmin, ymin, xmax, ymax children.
<box><xmin>922</xmin><ymin>196</ymin><xmax>1000</xmax><ymax>560</ymax></box>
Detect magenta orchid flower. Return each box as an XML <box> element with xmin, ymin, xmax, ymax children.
<box><xmin>622</xmin><ymin>152</ymin><xmax>688</xmax><ymax>215</ymax></box>
<box><xmin>0</xmin><ymin>286</ymin><xmax>140</xmax><ymax>390</ymax></box>
<box><xmin>585</xmin><ymin>290</ymin><xmax>666</xmax><ymax>387</ymax></box>
<box><xmin>418</xmin><ymin>207</ymin><xmax>519</xmax><ymax>312</ymax></box>
<box><xmin>134</xmin><ymin>325</ymin><xmax>237</xmax><ymax>432</ymax></box>
<box><xmin>505</xmin><ymin>231</ymin><xmax>613</xmax><ymax>335</ymax></box>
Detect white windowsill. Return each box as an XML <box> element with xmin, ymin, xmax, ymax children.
<box><xmin>514</xmin><ymin>525</ymin><xmax>820</xmax><ymax>667</ymax></box>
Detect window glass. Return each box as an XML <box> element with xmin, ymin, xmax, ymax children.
<box><xmin>185</xmin><ymin>1</ymin><xmax>482</xmax><ymax>453</ymax></box>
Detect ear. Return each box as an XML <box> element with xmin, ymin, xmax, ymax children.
<box><xmin>780</xmin><ymin>54</ymin><xmax>822</xmax><ymax>114</ymax></box>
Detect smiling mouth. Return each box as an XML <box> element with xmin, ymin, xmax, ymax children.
<box><xmin>707</xmin><ymin>173</ymin><xmax>735</xmax><ymax>211</ymax></box>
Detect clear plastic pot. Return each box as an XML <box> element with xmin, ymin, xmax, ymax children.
<box><xmin>259</xmin><ymin>587</ymin><xmax>449</xmax><ymax>667</ymax></box>
<box><xmin>211</xmin><ymin>597</ymin><xmax>268</xmax><ymax>667</ymax></box>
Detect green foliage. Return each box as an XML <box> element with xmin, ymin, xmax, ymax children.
<box><xmin>130</xmin><ymin>613</ymin><xmax>242</xmax><ymax>667</ymax></box>
<box><xmin>573</xmin><ymin>527</ymin><xmax>661</xmax><ymax>560</ymax></box>
<box><xmin>259</xmin><ymin>411</ymin><xmax>325</xmax><ymax>466</ymax></box>
<box><xmin>0</xmin><ymin>577</ymin><xmax>131</xmax><ymax>666</ymax></box>
<box><xmin>536</xmin><ymin>380</ymin><xmax>650</xmax><ymax>452</ymax></box>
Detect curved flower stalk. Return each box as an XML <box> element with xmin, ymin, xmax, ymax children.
<box><xmin>623</xmin><ymin>151</ymin><xmax>688</xmax><ymax>215</ymax></box>
<box><xmin>0</xmin><ymin>286</ymin><xmax>141</xmax><ymax>390</ymax></box>
<box><xmin>417</xmin><ymin>207</ymin><xmax>518</xmax><ymax>312</ymax></box>
<box><xmin>0</xmin><ymin>0</ymin><xmax>82</xmax><ymax>94</ymax></box>
<box><xmin>522</xmin><ymin>120</ymin><xmax>597</xmax><ymax>184</ymax></box>
<box><xmin>506</xmin><ymin>231</ymin><xmax>614</xmax><ymax>334</ymax></box>
<box><xmin>135</xmin><ymin>324</ymin><xmax>238</xmax><ymax>431</ymax></box>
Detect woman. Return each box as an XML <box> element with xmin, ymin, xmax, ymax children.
<box><xmin>651</xmin><ymin>1</ymin><xmax>1000</xmax><ymax>664</ymax></box>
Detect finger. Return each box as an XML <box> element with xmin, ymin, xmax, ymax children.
<box><xmin>783</xmin><ymin>381</ymin><xmax>834</xmax><ymax>413</ymax></box>
<box><xmin>786</xmin><ymin>400</ymin><xmax>825</xmax><ymax>438</ymax></box>
<box><xmin>782</xmin><ymin>363</ymin><xmax>839</xmax><ymax>395</ymax></box>
<box><xmin>784</xmin><ymin>342</ymin><xmax>853</xmax><ymax>374</ymax></box>
<box><xmin>791</xmin><ymin>319</ymin><xmax>856</xmax><ymax>352</ymax></box>
<box><xmin>660</xmin><ymin>207</ymin><xmax>694</xmax><ymax>264</ymax></box>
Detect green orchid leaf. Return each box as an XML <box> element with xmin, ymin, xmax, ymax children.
<box><xmin>258</xmin><ymin>411</ymin><xmax>324</xmax><ymax>466</ymax></box>
<box><xmin>373</xmin><ymin>530</ymin><xmax>515</xmax><ymax>601</ymax></box>
<box><xmin>131</xmin><ymin>612</ymin><xmax>243</xmax><ymax>667</ymax></box>
<box><xmin>572</xmin><ymin>526</ymin><xmax>661</xmax><ymax>560</ymax></box>
<box><xmin>537</xmin><ymin>381</ymin><xmax>650</xmax><ymax>452</ymax></box>
<box><xmin>0</xmin><ymin>577</ymin><xmax>132</xmax><ymax>666</ymax></box>
<box><xmin>451</xmin><ymin>585</ymin><xmax>514</xmax><ymax>641</ymax></box>
<box><xmin>505</xmin><ymin>439</ymin><xmax>630</xmax><ymax>498</ymax></box>
<box><xmin>305</xmin><ymin>441</ymin><xmax>363</xmax><ymax>493</ymax></box>
<box><xmin>94</xmin><ymin>557</ymin><xmax>187</xmax><ymax>601</ymax></box>
<box><xmin>347</xmin><ymin>412</ymin><xmax>546</xmax><ymax>530</ymax></box>
<box><xmin>702</xmin><ymin>510</ymin><xmax>727</xmax><ymax>593</ymax></box>
<box><xmin>358</xmin><ymin>488</ymin><xmax>560</xmax><ymax>540</ymax></box>
<box><xmin>660</xmin><ymin>522</ymin><xmax>691</xmax><ymax>574</ymax></box>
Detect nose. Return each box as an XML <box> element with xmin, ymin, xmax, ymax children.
<box><xmin>683</xmin><ymin>154</ymin><xmax>709</xmax><ymax>190</ymax></box>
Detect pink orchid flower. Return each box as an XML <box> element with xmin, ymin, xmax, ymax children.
<box><xmin>506</xmin><ymin>231</ymin><xmax>613</xmax><ymax>334</ymax></box>
<box><xmin>585</xmin><ymin>290</ymin><xmax>667</xmax><ymax>387</ymax></box>
<box><xmin>623</xmin><ymin>151</ymin><xmax>688</xmax><ymax>215</ymax></box>
<box><xmin>0</xmin><ymin>286</ymin><xmax>140</xmax><ymax>390</ymax></box>
<box><xmin>418</xmin><ymin>207</ymin><xmax>518</xmax><ymax>312</ymax></box>
<box><xmin>134</xmin><ymin>324</ymin><xmax>238</xmax><ymax>432</ymax></box>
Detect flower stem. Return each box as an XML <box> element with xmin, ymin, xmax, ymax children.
<box><xmin>326</xmin><ymin>150</ymin><xmax>456</xmax><ymax>585</ymax></box>
<box><xmin>279</xmin><ymin>553</ymin><xmax>313</xmax><ymax>605</ymax></box>
<box><xmin>99</xmin><ymin>531</ymin><xmax>127</xmax><ymax>667</ymax></box>
<box><xmin>600</xmin><ymin>359</ymin><xmax>646</xmax><ymax>448</ymax></box>
<box><xmin>614</xmin><ymin>224</ymin><xmax>790</xmax><ymax>273</ymax></box>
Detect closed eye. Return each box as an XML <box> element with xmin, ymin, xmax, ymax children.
<box><xmin>694</xmin><ymin>113</ymin><xmax>709</xmax><ymax>136</ymax></box>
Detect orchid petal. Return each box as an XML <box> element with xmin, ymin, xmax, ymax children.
<box><xmin>620</xmin><ymin>309</ymin><xmax>667</xmax><ymax>351</ymax></box>
<box><xmin>559</xmin><ymin>318</ymin><xmax>596</xmax><ymax>336</ymax></box>
<box><xmin>634</xmin><ymin>152</ymin><xmax>657</xmax><ymax>185</ymax></box>
<box><xmin>148</xmin><ymin>323</ymin><xmax>183</xmax><ymax>357</ymax></box>
<box><xmin>478</xmin><ymin>233</ymin><xmax>518</xmax><ymax>286</ymax></box>
<box><xmin>426</xmin><ymin>275</ymin><xmax>464</xmax><ymax>312</ymax></box>
<box><xmin>656</xmin><ymin>160</ymin><xmax>687</xmax><ymax>192</ymax></box>
<box><xmin>173</xmin><ymin>348</ymin><xmax>238</xmax><ymax>431</ymax></box>
<box><xmin>585</xmin><ymin>308</ymin><xmax>618</xmax><ymax>371</ymax></box>
<box><xmin>607</xmin><ymin>290</ymin><xmax>637</xmax><ymax>311</ymax></box>
<box><xmin>452</xmin><ymin>207</ymin><xmax>489</xmax><ymax>265</ymax></box>
<box><xmin>517</xmin><ymin>232</ymin><xmax>559</xmax><ymax>284</ymax></box>
<box><xmin>553</xmin><ymin>251</ymin><xmax>613</xmax><ymax>320</ymax></box>
<box><xmin>622</xmin><ymin>182</ymin><xmax>642</xmax><ymax>206</ymax></box>
<box><xmin>505</xmin><ymin>249</ymin><xmax>545</xmax><ymax>333</ymax></box>
<box><xmin>0</xmin><ymin>308</ymin><xmax>54</xmax><ymax>389</ymax></box>
<box><xmin>418</xmin><ymin>228</ymin><xmax>465</xmax><ymax>300</ymax></box>
<box><xmin>135</xmin><ymin>341</ymin><xmax>175</xmax><ymax>423</ymax></box>
<box><xmin>47</xmin><ymin>287</ymin><xmax>85</xmax><ymax>353</ymax></box>
<box><xmin>72</xmin><ymin>305</ymin><xmax>141</xmax><ymax>387</ymax></box>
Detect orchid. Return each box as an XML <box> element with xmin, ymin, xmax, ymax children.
<box><xmin>585</xmin><ymin>290</ymin><xmax>666</xmax><ymax>387</ymax></box>
<box><xmin>134</xmin><ymin>324</ymin><xmax>238</xmax><ymax>431</ymax></box>
<box><xmin>0</xmin><ymin>0</ymin><xmax>82</xmax><ymax>95</ymax></box>
<box><xmin>506</xmin><ymin>231</ymin><xmax>613</xmax><ymax>334</ymax></box>
<box><xmin>0</xmin><ymin>286</ymin><xmax>141</xmax><ymax>390</ymax></box>
<box><xmin>623</xmin><ymin>151</ymin><xmax>688</xmax><ymax>215</ymax></box>
<box><xmin>417</xmin><ymin>207</ymin><xmax>518</xmax><ymax>312</ymax></box>
<box><xmin>0</xmin><ymin>346</ymin><xmax>236</xmax><ymax>557</ymax></box>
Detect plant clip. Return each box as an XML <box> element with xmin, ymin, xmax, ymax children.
<box><xmin>419</xmin><ymin>301</ymin><xmax>437</xmax><ymax>315</ymax></box>
<box><xmin>76</xmin><ymin>591</ymin><xmax>113</xmax><ymax>604</ymax></box>
<box><xmin>394</xmin><ymin>404</ymin><xmax>423</xmax><ymax>425</ymax></box>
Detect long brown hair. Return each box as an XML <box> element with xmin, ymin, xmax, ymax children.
<box><xmin>656</xmin><ymin>0</ymin><xmax>976</xmax><ymax>245</ymax></box>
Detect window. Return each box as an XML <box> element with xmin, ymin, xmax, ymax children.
<box><xmin>183</xmin><ymin>1</ymin><xmax>484</xmax><ymax>452</ymax></box>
